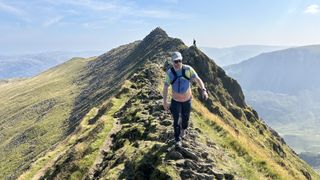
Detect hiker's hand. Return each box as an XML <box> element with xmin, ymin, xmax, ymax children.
<box><xmin>202</xmin><ymin>90</ymin><xmax>208</xmax><ymax>100</ymax></box>
<box><xmin>163</xmin><ymin>101</ymin><xmax>169</xmax><ymax>111</ymax></box>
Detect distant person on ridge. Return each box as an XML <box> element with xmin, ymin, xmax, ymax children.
<box><xmin>162</xmin><ymin>51</ymin><xmax>208</xmax><ymax>147</ymax></box>
<box><xmin>193</xmin><ymin>38</ymin><xmax>196</xmax><ymax>47</ymax></box>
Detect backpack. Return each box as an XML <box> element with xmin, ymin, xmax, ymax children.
<box><xmin>170</xmin><ymin>66</ymin><xmax>191</xmax><ymax>85</ymax></box>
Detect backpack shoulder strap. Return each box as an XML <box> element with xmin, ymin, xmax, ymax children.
<box><xmin>170</xmin><ymin>67</ymin><xmax>178</xmax><ymax>85</ymax></box>
<box><xmin>182</xmin><ymin>66</ymin><xmax>190</xmax><ymax>81</ymax></box>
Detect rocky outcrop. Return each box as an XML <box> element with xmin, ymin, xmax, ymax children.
<box><xmin>87</xmin><ymin>64</ymin><xmax>235</xmax><ymax>179</ymax></box>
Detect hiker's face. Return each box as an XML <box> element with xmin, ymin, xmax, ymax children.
<box><xmin>173</xmin><ymin>60</ymin><xmax>182</xmax><ymax>69</ymax></box>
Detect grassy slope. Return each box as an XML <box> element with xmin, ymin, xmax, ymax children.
<box><xmin>2</xmin><ymin>27</ymin><xmax>318</xmax><ymax>179</ymax></box>
<box><xmin>0</xmin><ymin>57</ymin><xmax>94</xmax><ymax>178</ymax></box>
<box><xmin>18</xmin><ymin>62</ymin><xmax>319</xmax><ymax>179</ymax></box>
<box><xmin>18</xmin><ymin>80</ymin><xmax>136</xmax><ymax>179</ymax></box>
<box><xmin>1</xmin><ymin>32</ymin><xmax>140</xmax><ymax>179</ymax></box>
<box><xmin>191</xmin><ymin>99</ymin><xmax>318</xmax><ymax>179</ymax></box>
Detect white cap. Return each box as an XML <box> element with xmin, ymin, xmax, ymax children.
<box><xmin>172</xmin><ymin>51</ymin><xmax>183</xmax><ymax>61</ymax></box>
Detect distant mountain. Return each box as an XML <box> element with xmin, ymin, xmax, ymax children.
<box><xmin>0</xmin><ymin>28</ymin><xmax>317</xmax><ymax>179</ymax></box>
<box><xmin>200</xmin><ymin>45</ymin><xmax>289</xmax><ymax>66</ymax></box>
<box><xmin>0</xmin><ymin>51</ymin><xmax>104</xmax><ymax>80</ymax></box>
<box><xmin>299</xmin><ymin>152</ymin><xmax>320</xmax><ymax>172</ymax></box>
<box><xmin>225</xmin><ymin>45</ymin><xmax>320</xmax><ymax>94</ymax></box>
<box><xmin>225</xmin><ymin>45</ymin><xmax>320</xmax><ymax>157</ymax></box>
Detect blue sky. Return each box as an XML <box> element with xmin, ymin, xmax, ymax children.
<box><xmin>1</xmin><ymin>0</ymin><xmax>320</xmax><ymax>54</ymax></box>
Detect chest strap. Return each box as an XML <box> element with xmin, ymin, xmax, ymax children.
<box><xmin>170</xmin><ymin>66</ymin><xmax>190</xmax><ymax>85</ymax></box>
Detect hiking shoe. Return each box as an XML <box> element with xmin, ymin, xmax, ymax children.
<box><xmin>175</xmin><ymin>141</ymin><xmax>182</xmax><ymax>148</ymax></box>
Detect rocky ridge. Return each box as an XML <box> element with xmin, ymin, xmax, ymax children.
<box><xmin>14</xmin><ymin>28</ymin><xmax>319</xmax><ymax>179</ymax></box>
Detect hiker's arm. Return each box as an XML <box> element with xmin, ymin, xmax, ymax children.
<box><xmin>162</xmin><ymin>84</ymin><xmax>169</xmax><ymax>110</ymax></box>
<box><xmin>195</xmin><ymin>77</ymin><xmax>208</xmax><ymax>100</ymax></box>
<box><xmin>194</xmin><ymin>77</ymin><xmax>205</xmax><ymax>90</ymax></box>
<box><xmin>189</xmin><ymin>67</ymin><xmax>206</xmax><ymax>92</ymax></box>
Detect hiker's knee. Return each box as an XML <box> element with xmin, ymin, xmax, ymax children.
<box><xmin>173</xmin><ymin>119</ymin><xmax>180</xmax><ymax>127</ymax></box>
<box><xmin>181</xmin><ymin>107</ymin><xmax>191</xmax><ymax>120</ymax></box>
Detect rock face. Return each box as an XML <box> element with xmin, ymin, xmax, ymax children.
<box><xmin>182</xmin><ymin>46</ymin><xmax>246</xmax><ymax>108</ymax></box>
<box><xmin>4</xmin><ymin>28</ymin><xmax>319</xmax><ymax>179</ymax></box>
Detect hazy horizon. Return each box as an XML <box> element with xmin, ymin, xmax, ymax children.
<box><xmin>0</xmin><ymin>43</ymin><xmax>313</xmax><ymax>56</ymax></box>
<box><xmin>1</xmin><ymin>0</ymin><xmax>320</xmax><ymax>54</ymax></box>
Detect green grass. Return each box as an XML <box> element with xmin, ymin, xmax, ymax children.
<box><xmin>19</xmin><ymin>80</ymin><xmax>135</xmax><ymax>179</ymax></box>
<box><xmin>190</xmin><ymin>98</ymin><xmax>318</xmax><ymax>179</ymax></box>
<box><xmin>77</xmin><ymin>89</ymin><xmax>133</xmax><ymax>176</ymax></box>
<box><xmin>0</xmin><ymin>57</ymin><xmax>94</xmax><ymax>179</ymax></box>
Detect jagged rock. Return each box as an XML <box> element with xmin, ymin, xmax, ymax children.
<box><xmin>224</xmin><ymin>173</ymin><xmax>235</xmax><ymax>180</ymax></box>
<box><xmin>277</xmin><ymin>161</ymin><xmax>286</xmax><ymax>167</ymax></box>
<box><xmin>160</xmin><ymin>120</ymin><xmax>172</xmax><ymax>126</ymax></box>
<box><xmin>152</xmin><ymin>111</ymin><xmax>162</xmax><ymax>117</ymax></box>
<box><xmin>166</xmin><ymin>151</ymin><xmax>183</xmax><ymax>160</ymax></box>
<box><xmin>115</xmin><ymin>87</ymin><xmax>130</xmax><ymax>98</ymax></box>
<box><xmin>101</xmin><ymin>150</ymin><xmax>108</xmax><ymax>156</ymax></box>
<box><xmin>301</xmin><ymin>169</ymin><xmax>312</xmax><ymax>180</ymax></box>
<box><xmin>209</xmin><ymin>104</ymin><xmax>225</xmax><ymax>118</ymax></box>
<box><xmin>130</xmin><ymin>84</ymin><xmax>137</xmax><ymax>89</ymax></box>
<box><xmin>206</xmin><ymin>140</ymin><xmax>216</xmax><ymax>148</ymax></box>
<box><xmin>195</xmin><ymin>127</ymin><xmax>202</xmax><ymax>133</ymax></box>
<box><xmin>213</xmin><ymin>172</ymin><xmax>225</xmax><ymax>180</ymax></box>
<box><xmin>180</xmin><ymin>169</ymin><xmax>215</xmax><ymax>180</ymax></box>
<box><xmin>201</xmin><ymin>152</ymin><xmax>209</xmax><ymax>159</ymax></box>
<box><xmin>258</xmin><ymin>128</ymin><xmax>264</xmax><ymax>135</ymax></box>
<box><xmin>132</xmin><ymin>141</ymin><xmax>139</xmax><ymax>148</ymax></box>
<box><xmin>187</xmin><ymin>133</ymin><xmax>197</xmax><ymax>141</ymax></box>
<box><xmin>272</xmin><ymin>142</ymin><xmax>286</xmax><ymax>158</ymax></box>
<box><xmin>228</xmin><ymin>106</ymin><xmax>243</xmax><ymax>120</ymax></box>
<box><xmin>147</xmin><ymin>90</ymin><xmax>163</xmax><ymax>100</ymax></box>
<box><xmin>204</xmin><ymin>159</ymin><xmax>214</xmax><ymax>165</ymax></box>
<box><xmin>178</xmin><ymin>147</ymin><xmax>199</xmax><ymax>161</ymax></box>
<box><xmin>269</xmin><ymin>127</ymin><xmax>286</xmax><ymax>144</ymax></box>
<box><xmin>244</xmin><ymin>109</ymin><xmax>256</xmax><ymax>123</ymax></box>
<box><xmin>184</xmin><ymin>159</ymin><xmax>200</xmax><ymax>170</ymax></box>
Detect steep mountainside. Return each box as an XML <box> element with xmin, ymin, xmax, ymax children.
<box><xmin>0</xmin><ymin>42</ymin><xmax>140</xmax><ymax>178</ymax></box>
<box><xmin>224</xmin><ymin>46</ymin><xmax>320</xmax><ymax>157</ymax></box>
<box><xmin>225</xmin><ymin>45</ymin><xmax>320</xmax><ymax>94</ymax></box>
<box><xmin>0</xmin><ymin>28</ymin><xmax>318</xmax><ymax>179</ymax></box>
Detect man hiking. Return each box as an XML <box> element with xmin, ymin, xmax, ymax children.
<box><xmin>163</xmin><ymin>51</ymin><xmax>208</xmax><ymax>147</ymax></box>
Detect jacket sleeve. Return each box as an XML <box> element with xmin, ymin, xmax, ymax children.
<box><xmin>188</xmin><ymin>66</ymin><xmax>199</xmax><ymax>80</ymax></box>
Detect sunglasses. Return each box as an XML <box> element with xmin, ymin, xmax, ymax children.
<box><xmin>174</xmin><ymin>60</ymin><xmax>182</xmax><ymax>64</ymax></box>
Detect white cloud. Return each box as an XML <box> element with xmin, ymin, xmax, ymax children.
<box><xmin>0</xmin><ymin>2</ymin><xmax>24</xmax><ymax>16</ymax></box>
<box><xmin>44</xmin><ymin>0</ymin><xmax>189</xmax><ymax>19</ymax></box>
<box><xmin>45</xmin><ymin>0</ymin><xmax>126</xmax><ymax>12</ymax></box>
<box><xmin>67</xmin><ymin>0</ymin><xmax>117</xmax><ymax>11</ymax></box>
<box><xmin>43</xmin><ymin>16</ymin><xmax>64</xmax><ymax>27</ymax></box>
<box><xmin>304</xmin><ymin>4</ymin><xmax>319</xmax><ymax>14</ymax></box>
